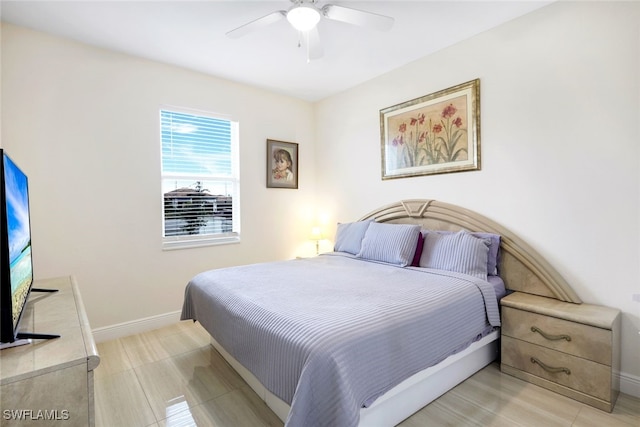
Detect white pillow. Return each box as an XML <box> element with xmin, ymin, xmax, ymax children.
<box><xmin>419</xmin><ymin>230</ymin><xmax>491</xmax><ymax>280</ymax></box>
<box><xmin>357</xmin><ymin>222</ymin><xmax>421</xmax><ymax>266</ymax></box>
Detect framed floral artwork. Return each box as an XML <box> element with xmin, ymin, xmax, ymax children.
<box><xmin>267</xmin><ymin>139</ymin><xmax>298</xmax><ymax>189</ymax></box>
<box><xmin>380</xmin><ymin>79</ymin><xmax>480</xmax><ymax>179</ymax></box>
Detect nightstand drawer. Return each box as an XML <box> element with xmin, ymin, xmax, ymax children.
<box><xmin>502</xmin><ymin>336</ymin><xmax>611</xmax><ymax>401</ymax></box>
<box><xmin>502</xmin><ymin>306</ymin><xmax>612</xmax><ymax>365</ymax></box>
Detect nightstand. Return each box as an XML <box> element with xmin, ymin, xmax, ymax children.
<box><xmin>500</xmin><ymin>292</ymin><xmax>620</xmax><ymax>412</ymax></box>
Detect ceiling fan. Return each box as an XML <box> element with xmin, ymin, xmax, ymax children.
<box><xmin>226</xmin><ymin>0</ymin><xmax>394</xmax><ymax>61</ymax></box>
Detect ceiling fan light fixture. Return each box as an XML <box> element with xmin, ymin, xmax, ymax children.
<box><xmin>287</xmin><ymin>5</ymin><xmax>321</xmax><ymax>32</ymax></box>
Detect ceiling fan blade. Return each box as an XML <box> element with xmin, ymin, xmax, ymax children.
<box><xmin>226</xmin><ymin>10</ymin><xmax>287</xmax><ymax>39</ymax></box>
<box><xmin>307</xmin><ymin>27</ymin><xmax>324</xmax><ymax>60</ymax></box>
<box><xmin>321</xmin><ymin>4</ymin><xmax>394</xmax><ymax>31</ymax></box>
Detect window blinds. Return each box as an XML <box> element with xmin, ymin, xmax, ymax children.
<box><xmin>160</xmin><ymin>109</ymin><xmax>239</xmax><ymax>247</ymax></box>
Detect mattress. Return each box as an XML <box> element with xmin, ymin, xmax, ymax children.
<box><xmin>181</xmin><ymin>253</ymin><xmax>501</xmax><ymax>427</ymax></box>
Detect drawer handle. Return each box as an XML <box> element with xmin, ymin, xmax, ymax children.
<box><xmin>531</xmin><ymin>326</ymin><xmax>571</xmax><ymax>342</ymax></box>
<box><xmin>530</xmin><ymin>357</ymin><xmax>571</xmax><ymax>375</ymax></box>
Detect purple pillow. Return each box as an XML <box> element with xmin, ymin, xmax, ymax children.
<box><xmin>411</xmin><ymin>231</ymin><xmax>425</xmax><ymax>267</ymax></box>
<box><xmin>471</xmin><ymin>232</ymin><xmax>501</xmax><ymax>276</ymax></box>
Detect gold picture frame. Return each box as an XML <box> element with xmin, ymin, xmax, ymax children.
<box><xmin>380</xmin><ymin>79</ymin><xmax>480</xmax><ymax>179</ymax></box>
<box><xmin>267</xmin><ymin>139</ymin><xmax>298</xmax><ymax>189</ymax></box>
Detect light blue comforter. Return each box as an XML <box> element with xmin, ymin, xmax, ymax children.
<box><xmin>181</xmin><ymin>253</ymin><xmax>500</xmax><ymax>427</ymax></box>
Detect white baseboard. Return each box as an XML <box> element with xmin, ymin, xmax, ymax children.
<box><xmin>92</xmin><ymin>310</ymin><xmax>182</xmax><ymax>343</ymax></box>
<box><xmin>619</xmin><ymin>371</ymin><xmax>640</xmax><ymax>398</ymax></box>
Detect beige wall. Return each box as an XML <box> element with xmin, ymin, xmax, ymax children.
<box><xmin>315</xmin><ymin>1</ymin><xmax>640</xmax><ymax>385</ymax></box>
<box><xmin>0</xmin><ymin>23</ymin><xmax>317</xmax><ymax>329</ymax></box>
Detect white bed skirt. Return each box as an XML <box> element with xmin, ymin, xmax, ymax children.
<box><xmin>209</xmin><ymin>329</ymin><xmax>499</xmax><ymax>427</ymax></box>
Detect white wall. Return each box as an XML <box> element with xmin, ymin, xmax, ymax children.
<box><xmin>1</xmin><ymin>23</ymin><xmax>317</xmax><ymax>330</ymax></box>
<box><xmin>315</xmin><ymin>1</ymin><xmax>640</xmax><ymax>386</ymax></box>
<box><xmin>2</xmin><ymin>0</ymin><xmax>639</xmax><ymax>393</ymax></box>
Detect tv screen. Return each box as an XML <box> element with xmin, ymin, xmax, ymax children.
<box><xmin>0</xmin><ymin>149</ymin><xmax>34</xmax><ymax>344</ymax></box>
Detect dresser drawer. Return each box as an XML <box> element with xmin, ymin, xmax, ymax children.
<box><xmin>502</xmin><ymin>306</ymin><xmax>612</xmax><ymax>365</ymax></box>
<box><xmin>502</xmin><ymin>336</ymin><xmax>612</xmax><ymax>401</ymax></box>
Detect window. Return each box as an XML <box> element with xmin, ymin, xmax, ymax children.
<box><xmin>160</xmin><ymin>108</ymin><xmax>239</xmax><ymax>249</ymax></box>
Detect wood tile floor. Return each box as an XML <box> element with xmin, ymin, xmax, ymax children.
<box><xmin>95</xmin><ymin>321</ymin><xmax>640</xmax><ymax>427</ymax></box>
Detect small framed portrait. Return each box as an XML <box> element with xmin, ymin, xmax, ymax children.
<box><xmin>267</xmin><ymin>139</ymin><xmax>298</xmax><ymax>189</ymax></box>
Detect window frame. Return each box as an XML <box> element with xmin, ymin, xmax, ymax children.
<box><xmin>160</xmin><ymin>106</ymin><xmax>240</xmax><ymax>250</ymax></box>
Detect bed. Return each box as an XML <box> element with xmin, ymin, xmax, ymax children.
<box><xmin>181</xmin><ymin>199</ymin><xmax>581</xmax><ymax>427</ymax></box>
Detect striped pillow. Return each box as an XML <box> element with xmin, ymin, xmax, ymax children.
<box><xmin>424</xmin><ymin>230</ymin><xmax>501</xmax><ymax>275</ymax></box>
<box><xmin>419</xmin><ymin>230</ymin><xmax>491</xmax><ymax>280</ymax></box>
<box><xmin>334</xmin><ymin>220</ymin><xmax>372</xmax><ymax>255</ymax></box>
<box><xmin>357</xmin><ymin>222</ymin><xmax>421</xmax><ymax>266</ymax></box>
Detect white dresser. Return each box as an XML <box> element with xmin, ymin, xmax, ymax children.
<box><xmin>0</xmin><ymin>276</ymin><xmax>100</xmax><ymax>426</ymax></box>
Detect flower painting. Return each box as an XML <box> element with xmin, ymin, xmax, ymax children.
<box><xmin>380</xmin><ymin>79</ymin><xmax>480</xmax><ymax>179</ymax></box>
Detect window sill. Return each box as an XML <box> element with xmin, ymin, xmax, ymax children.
<box><xmin>162</xmin><ymin>234</ymin><xmax>240</xmax><ymax>251</ymax></box>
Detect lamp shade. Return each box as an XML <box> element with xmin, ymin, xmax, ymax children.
<box><xmin>287</xmin><ymin>5</ymin><xmax>321</xmax><ymax>32</ymax></box>
<box><xmin>310</xmin><ymin>226</ymin><xmax>323</xmax><ymax>240</ymax></box>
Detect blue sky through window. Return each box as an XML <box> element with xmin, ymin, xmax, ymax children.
<box><xmin>161</xmin><ymin>110</ymin><xmax>232</xmax><ymax>176</ymax></box>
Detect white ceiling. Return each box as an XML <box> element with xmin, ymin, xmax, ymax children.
<box><xmin>0</xmin><ymin>1</ymin><xmax>552</xmax><ymax>101</ymax></box>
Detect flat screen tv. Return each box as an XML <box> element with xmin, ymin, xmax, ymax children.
<box><xmin>0</xmin><ymin>149</ymin><xmax>58</xmax><ymax>347</ymax></box>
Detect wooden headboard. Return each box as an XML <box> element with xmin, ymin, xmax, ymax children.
<box><xmin>359</xmin><ymin>199</ymin><xmax>582</xmax><ymax>304</ymax></box>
